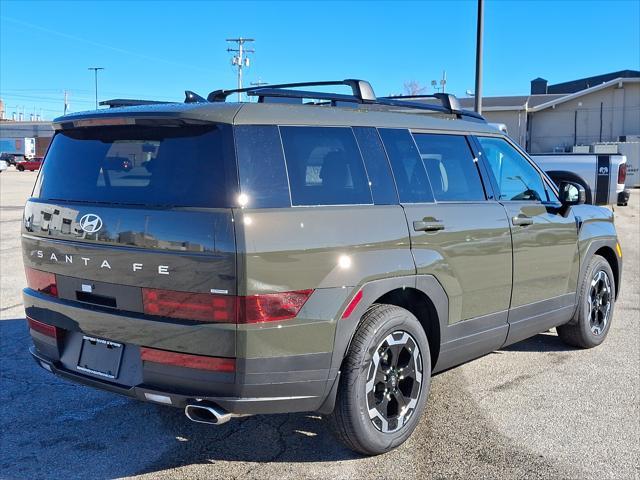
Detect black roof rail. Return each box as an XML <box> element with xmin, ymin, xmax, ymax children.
<box><xmin>99</xmin><ymin>98</ymin><xmax>173</xmax><ymax>108</ymax></box>
<box><xmin>207</xmin><ymin>79</ymin><xmax>376</xmax><ymax>103</ymax></box>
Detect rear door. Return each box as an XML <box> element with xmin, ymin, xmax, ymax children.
<box><xmin>379</xmin><ymin>128</ymin><xmax>512</xmax><ymax>368</ymax></box>
<box><xmin>474</xmin><ymin>136</ymin><xmax>580</xmax><ymax>344</ymax></box>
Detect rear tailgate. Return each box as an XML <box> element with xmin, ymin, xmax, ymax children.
<box><xmin>22</xmin><ymin>122</ymin><xmax>239</xmax><ymax>358</ymax></box>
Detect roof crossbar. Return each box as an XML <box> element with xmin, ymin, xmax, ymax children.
<box><xmin>377</xmin><ymin>94</ymin><xmax>484</xmax><ymax>120</ymax></box>
<box><xmin>207</xmin><ymin>79</ymin><xmax>376</xmax><ymax>103</ymax></box>
<box><xmin>249</xmin><ymin>88</ymin><xmax>360</xmax><ymax>105</ymax></box>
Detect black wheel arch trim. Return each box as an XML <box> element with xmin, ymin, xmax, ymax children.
<box><xmin>329</xmin><ymin>275</ymin><xmax>449</xmax><ymax>380</ymax></box>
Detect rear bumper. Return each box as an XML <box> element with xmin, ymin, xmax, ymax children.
<box><xmin>24</xmin><ymin>288</ymin><xmax>337</xmax><ymax>415</ymax></box>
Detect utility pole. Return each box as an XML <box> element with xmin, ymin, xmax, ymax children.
<box><xmin>226</xmin><ymin>38</ymin><xmax>255</xmax><ymax>102</ymax></box>
<box><xmin>88</xmin><ymin>67</ymin><xmax>104</xmax><ymax>109</ymax></box>
<box><xmin>474</xmin><ymin>0</ymin><xmax>484</xmax><ymax>114</ymax></box>
<box><xmin>63</xmin><ymin>90</ymin><xmax>69</xmax><ymax>115</ymax></box>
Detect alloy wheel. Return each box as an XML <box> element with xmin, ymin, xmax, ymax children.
<box><xmin>365</xmin><ymin>330</ymin><xmax>423</xmax><ymax>433</ymax></box>
<box><xmin>588</xmin><ymin>269</ymin><xmax>612</xmax><ymax>336</ymax></box>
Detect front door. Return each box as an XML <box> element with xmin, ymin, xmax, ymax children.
<box><xmin>475</xmin><ymin>136</ymin><xmax>580</xmax><ymax>344</ymax></box>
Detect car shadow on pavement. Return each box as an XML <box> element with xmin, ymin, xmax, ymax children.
<box><xmin>500</xmin><ymin>331</ymin><xmax>575</xmax><ymax>353</ymax></box>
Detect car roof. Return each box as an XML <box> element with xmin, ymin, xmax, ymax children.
<box><xmin>54</xmin><ymin>101</ymin><xmax>499</xmax><ymax>135</ymax></box>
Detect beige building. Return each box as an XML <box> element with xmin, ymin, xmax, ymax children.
<box><xmin>458</xmin><ymin>70</ymin><xmax>640</xmax><ymax>153</ymax></box>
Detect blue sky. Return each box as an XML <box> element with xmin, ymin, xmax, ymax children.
<box><xmin>1</xmin><ymin>0</ymin><xmax>638</xmax><ymax>119</ymax></box>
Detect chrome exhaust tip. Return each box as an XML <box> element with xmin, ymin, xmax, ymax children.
<box><xmin>185</xmin><ymin>403</ymin><xmax>233</xmax><ymax>425</ymax></box>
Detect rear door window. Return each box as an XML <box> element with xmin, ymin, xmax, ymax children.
<box><xmin>412</xmin><ymin>133</ymin><xmax>486</xmax><ymax>201</ymax></box>
<box><xmin>378</xmin><ymin>128</ymin><xmax>434</xmax><ymax>203</ymax></box>
<box><xmin>36</xmin><ymin>125</ymin><xmax>237</xmax><ymax>208</ymax></box>
<box><xmin>279</xmin><ymin>126</ymin><xmax>373</xmax><ymax>206</ymax></box>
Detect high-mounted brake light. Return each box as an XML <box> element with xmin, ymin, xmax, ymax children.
<box><xmin>140</xmin><ymin>347</ymin><xmax>235</xmax><ymax>373</ymax></box>
<box><xmin>141</xmin><ymin>288</ymin><xmax>314</xmax><ymax>324</ymax></box>
<box><xmin>25</xmin><ymin>268</ymin><xmax>58</xmax><ymax>297</ymax></box>
<box><xmin>142</xmin><ymin>289</ymin><xmax>236</xmax><ymax>323</ymax></box>
<box><xmin>27</xmin><ymin>316</ymin><xmax>60</xmax><ymax>339</ymax></box>
<box><xmin>618</xmin><ymin>163</ymin><xmax>627</xmax><ymax>185</ymax></box>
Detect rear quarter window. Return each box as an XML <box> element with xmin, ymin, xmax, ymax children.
<box><xmin>35</xmin><ymin>125</ymin><xmax>237</xmax><ymax>208</ymax></box>
<box><xmin>279</xmin><ymin>126</ymin><xmax>373</xmax><ymax>206</ymax></box>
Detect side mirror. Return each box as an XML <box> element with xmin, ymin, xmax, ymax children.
<box><xmin>558</xmin><ymin>181</ymin><xmax>586</xmax><ymax>206</ymax></box>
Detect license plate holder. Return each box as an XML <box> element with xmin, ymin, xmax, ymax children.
<box><xmin>77</xmin><ymin>335</ymin><xmax>123</xmax><ymax>380</ymax></box>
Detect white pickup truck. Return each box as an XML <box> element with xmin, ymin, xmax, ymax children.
<box><xmin>531</xmin><ymin>153</ymin><xmax>628</xmax><ymax>206</ymax></box>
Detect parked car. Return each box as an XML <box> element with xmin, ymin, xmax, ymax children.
<box><xmin>0</xmin><ymin>159</ymin><xmax>7</xmax><ymax>173</ymax></box>
<box><xmin>16</xmin><ymin>157</ymin><xmax>43</xmax><ymax>171</ymax></box>
<box><xmin>23</xmin><ymin>79</ymin><xmax>622</xmax><ymax>456</ymax></box>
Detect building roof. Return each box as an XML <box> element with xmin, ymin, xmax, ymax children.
<box><xmin>457</xmin><ymin>76</ymin><xmax>639</xmax><ymax>114</ymax></box>
<box><xmin>458</xmin><ymin>94</ymin><xmax>564</xmax><ymax>111</ymax></box>
<box><xmin>547</xmin><ymin>69</ymin><xmax>640</xmax><ymax>94</ymax></box>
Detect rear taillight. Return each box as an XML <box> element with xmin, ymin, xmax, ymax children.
<box><xmin>142</xmin><ymin>289</ymin><xmax>236</xmax><ymax>323</ymax></box>
<box><xmin>27</xmin><ymin>316</ymin><xmax>59</xmax><ymax>338</ymax></box>
<box><xmin>239</xmin><ymin>290</ymin><xmax>313</xmax><ymax>324</ymax></box>
<box><xmin>141</xmin><ymin>288</ymin><xmax>313</xmax><ymax>324</ymax></box>
<box><xmin>25</xmin><ymin>267</ymin><xmax>58</xmax><ymax>297</ymax></box>
<box><xmin>618</xmin><ymin>163</ymin><xmax>627</xmax><ymax>185</ymax></box>
<box><xmin>140</xmin><ymin>347</ymin><xmax>235</xmax><ymax>373</ymax></box>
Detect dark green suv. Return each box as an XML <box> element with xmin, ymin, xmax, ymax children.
<box><xmin>22</xmin><ymin>80</ymin><xmax>622</xmax><ymax>455</ymax></box>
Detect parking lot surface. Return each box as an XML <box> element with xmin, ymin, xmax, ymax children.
<box><xmin>1</xmin><ymin>169</ymin><xmax>638</xmax><ymax>479</ymax></box>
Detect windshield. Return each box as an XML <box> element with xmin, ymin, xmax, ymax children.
<box><xmin>35</xmin><ymin>124</ymin><xmax>237</xmax><ymax>208</ymax></box>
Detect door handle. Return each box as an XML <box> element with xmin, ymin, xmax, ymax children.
<box><xmin>413</xmin><ymin>220</ymin><xmax>445</xmax><ymax>232</ymax></box>
<box><xmin>512</xmin><ymin>215</ymin><xmax>534</xmax><ymax>227</ymax></box>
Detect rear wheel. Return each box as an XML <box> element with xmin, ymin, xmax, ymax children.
<box><xmin>328</xmin><ymin>304</ymin><xmax>430</xmax><ymax>455</ymax></box>
<box><xmin>16</xmin><ymin>165</ymin><xmax>25</xmax><ymax>172</ymax></box>
<box><xmin>557</xmin><ymin>254</ymin><xmax>615</xmax><ymax>348</ymax></box>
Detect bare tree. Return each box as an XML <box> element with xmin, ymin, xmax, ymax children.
<box><xmin>403</xmin><ymin>80</ymin><xmax>427</xmax><ymax>96</ymax></box>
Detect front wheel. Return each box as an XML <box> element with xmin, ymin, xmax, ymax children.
<box><xmin>327</xmin><ymin>304</ymin><xmax>431</xmax><ymax>455</ymax></box>
<box><xmin>557</xmin><ymin>254</ymin><xmax>615</xmax><ymax>348</ymax></box>
<box><xmin>16</xmin><ymin>165</ymin><xmax>25</xmax><ymax>172</ymax></box>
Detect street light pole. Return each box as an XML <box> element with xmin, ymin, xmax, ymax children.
<box><xmin>474</xmin><ymin>0</ymin><xmax>484</xmax><ymax>114</ymax></box>
<box><xmin>88</xmin><ymin>67</ymin><xmax>105</xmax><ymax>109</ymax></box>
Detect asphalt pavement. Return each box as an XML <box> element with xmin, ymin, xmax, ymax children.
<box><xmin>1</xmin><ymin>169</ymin><xmax>638</xmax><ymax>479</ymax></box>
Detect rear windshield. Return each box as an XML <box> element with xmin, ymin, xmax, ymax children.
<box><xmin>35</xmin><ymin>124</ymin><xmax>237</xmax><ymax>208</ymax></box>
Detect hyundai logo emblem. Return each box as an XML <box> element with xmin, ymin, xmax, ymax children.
<box><xmin>79</xmin><ymin>214</ymin><xmax>103</xmax><ymax>234</ymax></box>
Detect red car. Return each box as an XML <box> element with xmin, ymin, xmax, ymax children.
<box><xmin>16</xmin><ymin>158</ymin><xmax>43</xmax><ymax>171</ymax></box>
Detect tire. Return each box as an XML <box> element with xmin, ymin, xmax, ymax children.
<box><xmin>557</xmin><ymin>254</ymin><xmax>615</xmax><ymax>348</ymax></box>
<box><xmin>16</xmin><ymin>165</ymin><xmax>25</xmax><ymax>172</ymax></box>
<box><xmin>327</xmin><ymin>304</ymin><xmax>431</xmax><ymax>455</ymax></box>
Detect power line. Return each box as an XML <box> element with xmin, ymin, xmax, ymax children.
<box><xmin>226</xmin><ymin>38</ymin><xmax>255</xmax><ymax>102</ymax></box>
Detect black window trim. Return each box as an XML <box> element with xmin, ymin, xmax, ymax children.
<box><xmin>277</xmin><ymin>124</ymin><xmax>375</xmax><ymax>208</ymax></box>
<box><xmin>410</xmin><ymin>130</ymin><xmax>491</xmax><ymax>204</ymax></box>
<box><xmin>352</xmin><ymin>126</ymin><xmax>400</xmax><ymax>206</ymax></box>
